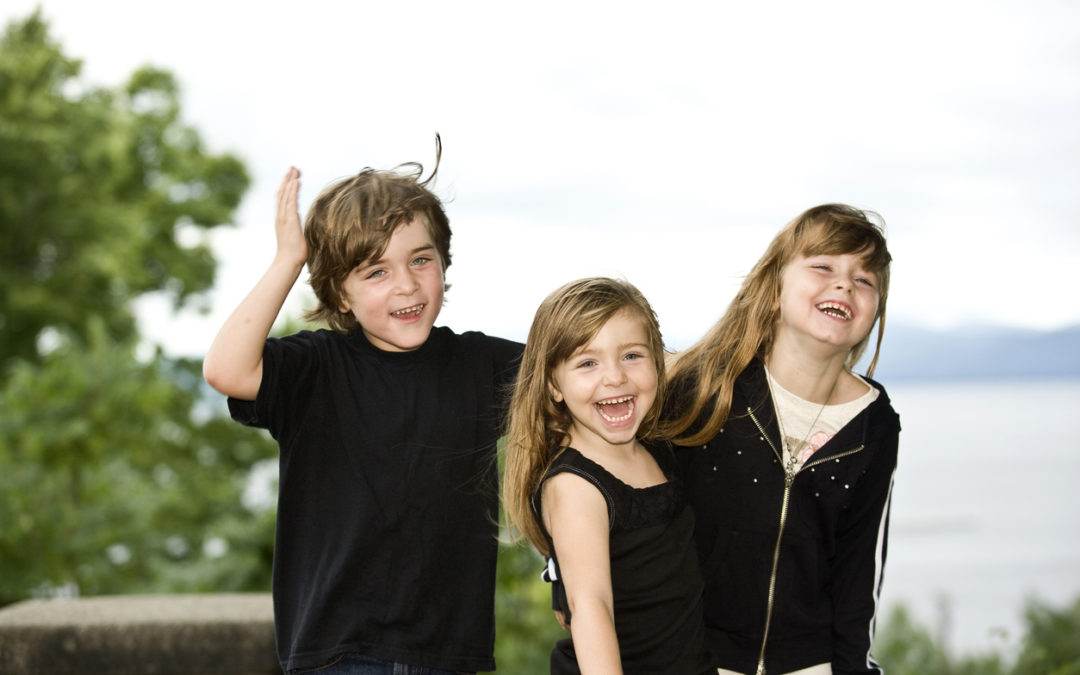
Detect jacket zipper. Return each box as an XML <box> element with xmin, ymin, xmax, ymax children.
<box><xmin>747</xmin><ymin>407</ymin><xmax>865</xmax><ymax>675</ymax></box>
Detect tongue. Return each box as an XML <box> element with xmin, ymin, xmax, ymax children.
<box><xmin>599</xmin><ymin>400</ymin><xmax>632</xmax><ymax>419</ymax></box>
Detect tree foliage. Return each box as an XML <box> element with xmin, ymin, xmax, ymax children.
<box><xmin>0</xmin><ymin>11</ymin><xmax>274</xmax><ymax>606</ymax></box>
<box><xmin>0</xmin><ymin>321</ymin><xmax>276</xmax><ymax>605</ymax></box>
<box><xmin>875</xmin><ymin>596</ymin><xmax>1080</xmax><ymax>675</ymax></box>
<box><xmin>0</xmin><ymin>10</ymin><xmax>247</xmax><ymax>368</ymax></box>
<box><xmin>1011</xmin><ymin>596</ymin><xmax>1080</xmax><ymax>675</ymax></box>
<box><xmin>492</xmin><ymin>541</ymin><xmax>566</xmax><ymax>673</ymax></box>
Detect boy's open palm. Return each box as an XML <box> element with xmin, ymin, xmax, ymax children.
<box><xmin>202</xmin><ymin>166</ymin><xmax>310</xmax><ymax>401</ymax></box>
<box><xmin>276</xmin><ymin>167</ymin><xmax>307</xmax><ymax>267</ymax></box>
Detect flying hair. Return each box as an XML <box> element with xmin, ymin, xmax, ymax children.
<box><xmin>303</xmin><ymin>135</ymin><xmax>451</xmax><ymax>333</ymax></box>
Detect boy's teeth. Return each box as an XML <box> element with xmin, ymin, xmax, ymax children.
<box><xmin>392</xmin><ymin>304</ymin><xmax>424</xmax><ymax>317</ymax></box>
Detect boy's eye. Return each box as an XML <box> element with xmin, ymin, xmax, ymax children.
<box><xmin>577</xmin><ymin>359</ymin><xmax>597</xmax><ymax>369</ymax></box>
<box><xmin>366</xmin><ymin>269</ymin><xmax>386</xmax><ymax>279</ymax></box>
<box><xmin>624</xmin><ymin>351</ymin><xmax>645</xmax><ymax>361</ymax></box>
<box><xmin>412</xmin><ymin>256</ymin><xmax>431</xmax><ymax>265</ymax></box>
<box><xmin>856</xmin><ymin>277</ymin><xmax>875</xmax><ymax>287</ymax></box>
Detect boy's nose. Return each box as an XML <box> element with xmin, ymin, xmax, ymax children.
<box><xmin>396</xmin><ymin>270</ymin><xmax>421</xmax><ymax>294</ymax></box>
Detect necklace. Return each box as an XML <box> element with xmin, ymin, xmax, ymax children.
<box><xmin>765</xmin><ymin>366</ymin><xmax>841</xmax><ymax>477</ymax></box>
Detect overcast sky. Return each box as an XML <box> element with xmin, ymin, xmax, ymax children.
<box><xmin>6</xmin><ymin>0</ymin><xmax>1079</xmax><ymax>354</ymax></box>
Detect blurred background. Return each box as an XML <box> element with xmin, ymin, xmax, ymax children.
<box><xmin>1</xmin><ymin>1</ymin><xmax>1077</xmax><ymax>672</ymax></box>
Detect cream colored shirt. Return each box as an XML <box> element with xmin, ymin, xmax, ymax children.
<box><xmin>717</xmin><ymin>663</ymin><xmax>832</xmax><ymax>675</ymax></box>
<box><xmin>765</xmin><ymin>369</ymin><xmax>879</xmax><ymax>471</ymax></box>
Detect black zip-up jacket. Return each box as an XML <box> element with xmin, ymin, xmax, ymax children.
<box><xmin>675</xmin><ymin>360</ymin><xmax>901</xmax><ymax>675</ymax></box>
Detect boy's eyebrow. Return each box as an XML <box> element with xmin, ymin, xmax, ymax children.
<box><xmin>358</xmin><ymin>244</ymin><xmax>437</xmax><ymax>268</ymax></box>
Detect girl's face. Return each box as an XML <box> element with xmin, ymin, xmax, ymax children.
<box><xmin>775</xmin><ymin>252</ymin><xmax>880</xmax><ymax>357</ymax></box>
<box><xmin>549</xmin><ymin>309</ymin><xmax>658</xmax><ymax>455</ymax></box>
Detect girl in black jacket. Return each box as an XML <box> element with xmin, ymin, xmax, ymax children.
<box><xmin>665</xmin><ymin>204</ymin><xmax>901</xmax><ymax>675</ymax></box>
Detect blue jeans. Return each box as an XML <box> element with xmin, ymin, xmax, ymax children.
<box><xmin>294</xmin><ymin>652</ymin><xmax>473</xmax><ymax>675</ymax></box>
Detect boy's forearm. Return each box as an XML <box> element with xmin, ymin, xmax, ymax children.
<box><xmin>203</xmin><ymin>256</ymin><xmax>305</xmax><ymax>400</ymax></box>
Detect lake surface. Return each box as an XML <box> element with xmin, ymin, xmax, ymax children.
<box><xmin>879</xmin><ymin>377</ymin><xmax>1080</xmax><ymax>657</ymax></box>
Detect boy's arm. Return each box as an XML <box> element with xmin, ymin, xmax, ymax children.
<box><xmin>203</xmin><ymin>167</ymin><xmax>307</xmax><ymax>401</ymax></box>
<box><xmin>542</xmin><ymin>473</ymin><xmax>622</xmax><ymax>674</ymax></box>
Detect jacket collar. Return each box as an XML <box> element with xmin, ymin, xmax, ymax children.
<box><xmin>735</xmin><ymin>358</ymin><xmax>900</xmax><ymax>457</ymax></box>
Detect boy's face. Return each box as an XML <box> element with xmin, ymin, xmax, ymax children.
<box><xmin>338</xmin><ymin>217</ymin><xmax>444</xmax><ymax>352</ymax></box>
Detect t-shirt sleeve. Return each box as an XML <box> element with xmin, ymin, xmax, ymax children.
<box><xmin>227</xmin><ymin>397</ymin><xmax>260</xmax><ymax>427</ymax></box>
<box><xmin>490</xmin><ymin>336</ymin><xmax>524</xmax><ymax>387</ymax></box>
<box><xmin>226</xmin><ymin>331</ymin><xmax>323</xmax><ymax>435</ymax></box>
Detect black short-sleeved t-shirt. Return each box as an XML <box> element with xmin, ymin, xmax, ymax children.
<box><xmin>229</xmin><ymin>326</ymin><xmax>522</xmax><ymax>673</ymax></box>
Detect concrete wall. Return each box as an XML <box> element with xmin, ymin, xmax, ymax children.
<box><xmin>0</xmin><ymin>593</ymin><xmax>278</xmax><ymax>675</ymax></box>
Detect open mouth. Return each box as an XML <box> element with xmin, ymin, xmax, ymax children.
<box><xmin>816</xmin><ymin>301</ymin><xmax>852</xmax><ymax>321</ymax></box>
<box><xmin>595</xmin><ymin>395</ymin><xmax>635</xmax><ymax>423</ymax></box>
<box><xmin>391</xmin><ymin>304</ymin><xmax>424</xmax><ymax>319</ymax></box>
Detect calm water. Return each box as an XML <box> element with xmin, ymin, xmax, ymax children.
<box><xmin>880</xmin><ymin>378</ymin><xmax>1080</xmax><ymax>657</ymax></box>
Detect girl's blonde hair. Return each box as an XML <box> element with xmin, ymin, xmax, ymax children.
<box><xmin>663</xmin><ymin>203</ymin><xmax>892</xmax><ymax>446</ymax></box>
<box><xmin>502</xmin><ymin>277</ymin><xmax>666</xmax><ymax>555</ymax></box>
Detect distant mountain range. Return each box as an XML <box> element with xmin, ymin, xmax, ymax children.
<box><xmin>857</xmin><ymin>323</ymin><xmax>1080</xmax><ymax>381</ymax></box>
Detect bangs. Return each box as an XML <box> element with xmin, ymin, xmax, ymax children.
<box><xmin>546</xmin><ymin>305</ymin><xmax>621</xmax><ymax>367</ymax></box>
<box><xmin>534</xmin><ymin>280</ymin><xmax>665</xmax><ymax>379</ymax></box>
<box><xmin>798</xmin><ymin>219</ymin><xmax>892</xmax><ymax>274</ymax></box>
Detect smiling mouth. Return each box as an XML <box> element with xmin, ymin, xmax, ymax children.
<box><xmin>595</xmin><ymin>395</ymin><xmax>635</xmax><ymax>422</ymax></box>
<box><xmin>816</xmin><ymin>301</ymin><xmax>852</xmax><ymax>320</ymax></box>
<box><xmin>391</xmin><ymin>304</ymin><xmax>424</xmax><ymax>318</ymax></box>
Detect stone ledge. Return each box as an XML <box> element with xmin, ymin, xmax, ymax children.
<box><xmin>0</xmin><ymin>593</ymin><xmax>277</xmax><ymax>675</ymax></box>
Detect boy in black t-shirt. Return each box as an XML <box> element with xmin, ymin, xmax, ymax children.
<box><xmin>203</xmin><ymin>141</ymin><xmax>522</xmax><ymax>674</ymax></box>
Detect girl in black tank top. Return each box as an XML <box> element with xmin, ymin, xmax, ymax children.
<box><xmin>503</xmin><ymin>278</ymin><xmax>708</xmax><ymax>674</ymax></box>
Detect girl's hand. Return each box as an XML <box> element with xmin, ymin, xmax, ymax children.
<box><xmin>275</xmin><ymin>167</ymin><xmax>307</xmax><ymax>269</ymax></box>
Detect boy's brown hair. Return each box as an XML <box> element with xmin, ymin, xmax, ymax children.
<box><xmin>304</xmin><ymin>138</ymin><xmax>451</xmax><ymax>333</ymax></box>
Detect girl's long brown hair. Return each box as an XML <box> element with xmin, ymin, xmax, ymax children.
<box><xmin>663</xmin><ymin>204</ymin><xmax>892</xmax><ymax>447</ymax></box>
<box><xmin>502</xmin><ymin>278</ymin><xmax>666</xmax><ymax>555</ymax></box>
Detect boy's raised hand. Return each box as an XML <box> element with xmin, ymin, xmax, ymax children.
<box><xmin>275</xmin><ymin>167</ymin><xmax>307</xmax><ymax>268</ymax></box>
<box><xmin>203</xmin><ymin>166</ymin><xmax>309</xmax><ymax>400</ymax></box>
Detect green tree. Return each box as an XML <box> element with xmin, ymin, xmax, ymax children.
<box><xmin>492</xmin><ymin>541</ymin><xmax>566</xmax><ymax>673</ymax></box>
<box><xmin>875</xmin><ymin>604</ymin><xmax>1006</xmax><ymax>675</ymax></box>
<box><xmin>0</xmin><ymin>322</ymin><xmax>276</xmax><ymax>605</ymax></box>
<box><xmin>1011</xmin><ymin>595</ymin><xmax>1080</xmax><ymax>675</ymax></box>
<box><xmin>0</xmin><ymin>11</ymin><xmax>274</xmax><ymax>606</ymax></box>
<box><xmin>0</xmin><ymin>10</ymin><xmax>246</xmax><ymax>369</ymax></box>
<box><xmin>875</xmin><ymin>596</ymin><xmax>1080</xmax><ymax>675</ymax></box>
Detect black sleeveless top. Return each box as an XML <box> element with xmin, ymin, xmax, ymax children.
<box><xmin>535</xmin><ymin>441</ymin><xmax>707</xmax><ymax>674</ymax></box>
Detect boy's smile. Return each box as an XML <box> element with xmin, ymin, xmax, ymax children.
<box><xmin>338</xmin><ymin>218</ymin><xmax>445</xmax><ymax>352</ymax></box>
